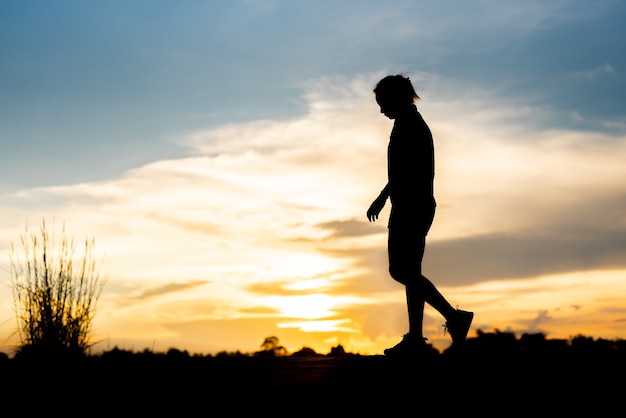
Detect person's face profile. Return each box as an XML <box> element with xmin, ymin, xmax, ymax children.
<box><xmin>376</xmin><ymin>94</ymin><xmax>397</xmax><ymax>119</ymax></box>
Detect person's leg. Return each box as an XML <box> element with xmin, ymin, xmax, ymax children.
<box><xmin>405</xmin><ymin>284</ymin><xmax>425</xmax><ymax>339</ymax></box>
<box><xmin>388</xmin><ymin>227</ymin><xmax>426</xmax><ymax>341</ymax></box>
<box><xmin>417</xmin><ymin>275</ymin><xmax>456</xmax><ymax>320</ymax></box>
<box><xmin>390</xmin><ymin>220</ymin><xmax>472</xmax><ymax>346</ymax></box>
<box><xmin>410</xmin><ymin>273</ymin><xmax>474</xmax><ymax>346</ymax></box>
<box><xmin>385</xmin><ymin>226</ymin><xmax>429</xmax><ymax>355</ymax></box>
<box><xmin>386</xmin><ymin>205</ymin><xmax>473</xmax><ymax>352</ymax></box>
<box><xmin>403</xmin><ymin>233</ymin><xmax>428</xmax><ymax>339</ymax></box>
<box><xmin>415</xmin><ymin>269</ymin><xmax>473</xmax><ymax>345</ymax></box>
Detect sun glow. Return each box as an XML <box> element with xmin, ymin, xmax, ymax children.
<box><xmin>266</xmin><ymin>292</ymin><xmax>366</xmax><ymax>319</ymax></box>
<box><xmin>269</xmin><ymin>293</ymin><xmax>340</xmax><ymax>319</ymax></box>
<box><xmin>278</xmin><ymin>319</ymin><xmax>357</xmax><ymax>333</ymax></box>
<box><xmin>284</xmin><ymin>278</ymin><xmax>333</xmax><ymax>291</ymax></box>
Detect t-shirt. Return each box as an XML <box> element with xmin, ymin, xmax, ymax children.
<box><xmin>387</xmin><ymin>105</ymin><xmax>436</xmax><ymax>225</ymax></box>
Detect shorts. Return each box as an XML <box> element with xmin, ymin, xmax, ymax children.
<box><xmin>387</xmin><ymin>204</ymin><xmax>435</xmax><ymax>285</ymax></box>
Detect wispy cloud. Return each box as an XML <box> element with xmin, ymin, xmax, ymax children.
<box><xmin>126</xmin><ymin>280</ymin><xmax>211</xmax><ymax>302</ymax></box>
<box><xmin>571</xmin><ymin>63</ymin><xmax>615</xmax><ymax>79</ymax></box>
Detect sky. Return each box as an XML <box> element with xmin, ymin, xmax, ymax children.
<box><xmin>1</xmin><ymin>0</ymin><xmax>626</xmax><ymax>356</ymax></box>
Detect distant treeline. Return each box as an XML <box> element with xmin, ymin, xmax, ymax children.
<box><xmin>2</xmin><ymin>328</ymin><xmax>624</xmax><ymax>363</ymax></box>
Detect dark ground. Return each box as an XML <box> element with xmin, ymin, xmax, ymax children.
<box><xmin>2</xmin><ymin>331</ymin><xmax>624</xmax><ymax>415</ymax></box>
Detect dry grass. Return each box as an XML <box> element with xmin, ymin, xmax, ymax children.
<box><xmin>9</xmin><ymin>219</ymin><xmax>105</xmax><ymax>357</ymax></box>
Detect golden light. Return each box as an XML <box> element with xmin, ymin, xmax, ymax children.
<box><xmin>263</xmin><ymin>292</ymin><xmax>368</xmax><ymax>334</ymax></box>
<box><xmin>268</xmin><ymin>293</ymin><xmax>339</xmax><ymax>319</ymax></box>
<box><xmin>278</xmin><ymin>319</ymin><xmax>357</xmax><ymax>333</ymax></box>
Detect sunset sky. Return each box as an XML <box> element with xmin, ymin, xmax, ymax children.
<box><xmin>2</xmin><ymin>1</ymin><xmax>626</xmax><ymax>356</ymax></box>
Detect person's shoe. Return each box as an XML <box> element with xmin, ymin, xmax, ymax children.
<box><xmin>384</xmin><ymin>333</ymin><xmax>429</xmax><ymax>358</ymax></box>
<box><xmin>443</xmin><ymin>309</ymin><xmax>474</xmax><ymax>345</ymax></box>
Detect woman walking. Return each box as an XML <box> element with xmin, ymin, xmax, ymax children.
<box><xmin>367</xmin><ymin>74</ymin><xmax>473</xmax><ymax>357</ymax></box>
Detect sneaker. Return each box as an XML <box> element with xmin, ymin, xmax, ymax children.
<box><xmin>384</xmin><ymin>333</ymin><xmax>429</xmax><ymax>357</ymax></box>
<box><xmin>443</xmin><ymin>309</ymin><xmax>474</xmax><ymax>345</ymax></box>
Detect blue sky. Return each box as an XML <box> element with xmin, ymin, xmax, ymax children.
<box><xmin>1</xmin><ymin>1</ymin><xmax>626</xmax><ymax>355</ymax></box>
<box><xmin>3</xmin><ymin>1</ymin><xmax>624</xmax><ymax>187</ymax></box>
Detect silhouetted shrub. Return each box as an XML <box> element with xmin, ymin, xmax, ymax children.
<box><xmin>9</xmin><ymin>219</ymin><xmax>105</xmax><ymax>359</ymax></box>
<box><xmin>328</xmin><ymin>345</ymin><xmax>346</xmax><ymax>356</ymax></box>
<box><xmin>292</xmin><ymin>347</ymin><xmax>321</xmax><ymax>357</ymax></box>
<box><xmin>166</xmin><ymin>347</ymin><xmax>190</xmax><ymax>360</ymax></box>
<box><xmin>254</xmin><ymin>336</ymin><xmax>288</xmax><ymax>356</ymax></box>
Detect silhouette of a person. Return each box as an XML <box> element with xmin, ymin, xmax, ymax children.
<box><xmin>367</xmin><ymin>74</ymin><xmax>473</xmax><ymax>357</ymax></box>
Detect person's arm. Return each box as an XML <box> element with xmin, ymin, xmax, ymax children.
<box><xmin>367</xmin><ymin>183</ymin><xmax>390</xmax><ymax>222</ymax></box>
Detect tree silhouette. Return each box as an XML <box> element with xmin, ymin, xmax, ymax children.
<box><xmin>255</xmin><ymin>336</ymin><xmax>288</xmax><ymax>356</ymax></box>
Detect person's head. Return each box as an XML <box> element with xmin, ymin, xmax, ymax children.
<box><xmin>374</xmin><ymin>74</ymin><xmax>419</xmax><ymax>119</ymax></box>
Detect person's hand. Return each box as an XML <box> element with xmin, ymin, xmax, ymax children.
<box><xmin>367</xmin><ymin>195</ymin><xmax>386</xmax><ymax>222</ymax></box>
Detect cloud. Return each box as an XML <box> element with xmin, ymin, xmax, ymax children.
<box><xmin>246</xmin><ymin>280</ymin><xmax>334</xmax><ymax>296</ymax></box>
<box><xmin>6</xmin><ymin>71</ymin><xmax>626</xmax><ymax>291</ymax></box>
<box><xmin>571</xmin><ymin>63</ymin><xmax>615</xmax><ymax>79</ymax></box>
<box><xmin>3</xmin><ymin>72</ymin><xmax>626</xmax><ymax>355</ymax></box>
<box><xmin>424</xmin><ymin>225</ymin><xmax>626</xmax><ymax>285</ymax></box>
<box><xmin>126</xmin><ymin>280</ymin><xmax>211</xmax><ymax>302</ymax></box>
<box><xmin>315</xmin><ymin>218</ymin><xmax>386</xmax><ymax>239</ymax></box>
<box><xmin>420</xmin><ymin>188</ymin><xmax>626</xmax><ymax>285</ymax></box>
